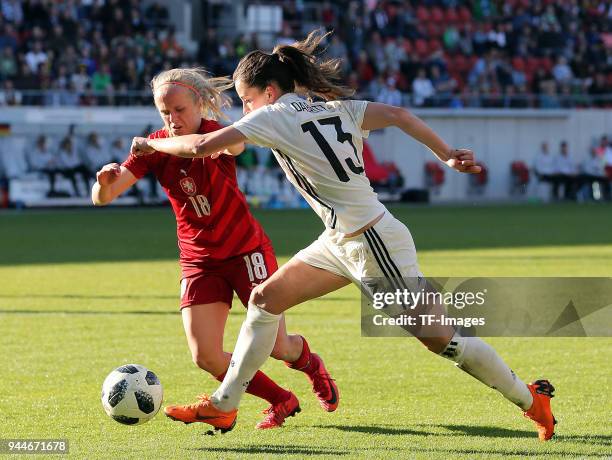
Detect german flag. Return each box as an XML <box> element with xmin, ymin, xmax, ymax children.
<box><xmin>0</xmin><ymin>123</ymin><xmax>10</xmax><ymax>136</ymax></box>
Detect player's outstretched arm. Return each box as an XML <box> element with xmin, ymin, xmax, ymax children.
<box><xmin>92</xmin><ymin>164</ymin><xmax>139</xmax><ymax>206</ymax></box>
<box><xmin>132</xmin><ymin>126</ymin><xmax>247</xmax><ymax>159</ymax></box>
<box><xmin>362</xmin><ymin>102</ymin><xmax>481</xmax><ymax>174</ymax></box>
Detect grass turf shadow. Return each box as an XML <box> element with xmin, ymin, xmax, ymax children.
<box><xmin>321</xmin><ymin>423</ymin><xmax>611</xmax><ymax>447</ymax></box>
<box><xmin>0</xmin><ymin>309</ymin><xmax>178</xmax><ymax>315</ymax></box>
<box><xmin>190</xmin><ymin>445</ymin><xmax>351</xmax><ymax>456</ymax></box>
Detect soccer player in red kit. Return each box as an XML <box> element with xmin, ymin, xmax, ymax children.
<box><xmin>91</xmin><ymin>68</ymin><xmax>339</xmax><ymax>430</ymax></box>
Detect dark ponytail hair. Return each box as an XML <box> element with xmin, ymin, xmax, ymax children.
<box><xmin>233</xmin><ymin>29</ymin><xmax>353</xmax><ymax>101</ymax></box>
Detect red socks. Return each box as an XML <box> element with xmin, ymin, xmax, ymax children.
<box><xmin>285</xmin><ymin>336</ymin><xmax>318</xmax><ymax>375</ymax></box>
<box><xmin>216</xmin><ymin>369</ymin><xmax>290</xmax><ymax>406</ymax></box>
<box><xmin>214</xmin><ymin>336</ymin><xmax>316</xmax><ymax>407</ymax></box>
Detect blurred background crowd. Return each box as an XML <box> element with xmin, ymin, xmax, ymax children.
<box><xmin>0</xmin><ymin>0</ymin><xmax>610</xmax><ymax>208</ymax></box>
<box><xmin>0</xmin><ymin>0</ymin><xmax>610</xmax><ymax>108</ymax></box>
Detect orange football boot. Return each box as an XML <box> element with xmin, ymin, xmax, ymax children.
<box><xmin>164</xmin><ymin>394</ymin><xmax>237</xmax><ymax>433</ymax></box>
<box><xmin>523</xmin><ymin>379</ymin><xmax>557</xmax><ymax>441</ymax></box>
<box><xmin>255</xmin><ymin>392</ymin><xmax>301</xmax><ymax>429</ymax></box>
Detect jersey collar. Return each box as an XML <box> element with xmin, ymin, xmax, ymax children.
<box><xmin>276</xmin><ymin>92</ymin><xmax>300</xmax><ymax>104</ymax></box>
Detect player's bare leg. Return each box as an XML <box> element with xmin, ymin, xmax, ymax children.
<box><xmin>181</xmin><ymin>302</ymin><xmax>231</xmax><ymax>376</ymax></box>
<box><xmin>211</xmin><ymin>258</ymin><xmax>349</xmax><ymax>415</ymax></box>
<box><xmin>408</xmin><ymin>285</ymin><xmax>554</xmax><ymax>440</ymax></box>
<box><xmin>164</xmin><ymin>302</ymin><xmax>300</xmax><ymax>430</ymax></box>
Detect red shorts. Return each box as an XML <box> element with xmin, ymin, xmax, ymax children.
<box><xmin>179</xmin><ymin>241</ymin><xmax>278</xmax><ymax>309</ymax></box>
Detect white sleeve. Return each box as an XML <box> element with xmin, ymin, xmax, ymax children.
<box><xmin>232</xmin><ymin>108</ymin><xmax>276</xmax><ymax>148</ymax></box>
<box><xmin>341</xmin><ymin>100</ymin><xmax>370</xmax><ymax>138</ymax></box>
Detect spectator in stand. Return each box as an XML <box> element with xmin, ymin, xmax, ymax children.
<box><xmin>597</xmin><ymin>135</ymin><xmax>612</xmax><ymax>180</ymax></box>
<box><xmin>57</xmin><ymin>135</ymin><xmax>91</xmax><ymax>197</ymax></box>
<box><xmin>534</xmin><ymin>141</ymin><xmax>559</xmax><ymax>199</ymax></box>
<box><xmin>588</xmin><ymin>73</ymin><xmax>610</xmax><ymax>107</ymax></box>
<box><xmin>160</xmin><ymin>27</ymin><xmax>184</xmax><ymax>61</ymax></box>
<box><xmin>595</xmin><ymin>135</ymin><xmax>612</xmax><ymax>158</ymax></box>
<box><xmin>326</xmin><ymin>35</ymin><xmax>350</xmax><ymax>75</ymax></box>
<box><xmin>71</xmin><ymin>65</ymin><xmax>90</xmax><ymax>96</ymax></box>
<box><xmin>412</xmin><ymin>68</ymin><xmax>435</xmax><ymax>107</ymax></box>
<box><xmin>25</xmin><ymin>41</ymin><xmax>47</xmax><ymax>73</ymax></box>
<box><xmin>376</xmin><ymin>77</ymin><xmax>402</xmax><ymax>107</ymax></box>
<box><xmin>0</xmin><ymin>23</ymin><xmax>18</xmax><ymax>53</ymax></box>
<box><xmin>109</xmin><ymin>137</ymin><xmax>127</xmax><ymax>164</ymax></box>
<box><xmin>91</xmin><ymin>63</ymin><xmax>114</xmax><ymax>105</ymax></box>
<box><xmin>0</xmin><ymin>79</ymin><xmax>21</xmax><ymax>105</ymax></box>
<box><xmin>431</xmin><ymin>66</ymin><xmax>457</xmax><ymax>107</ymax></box>
<box><xmin>1</xmin><ymin>0</ymin><xmax>24</xmax><ymax>24</ymax></box>
<box><xmin>28</xmin><ymin>135</ymin><xmax>60</xmax><ymax>196</ymax></box>
<box><xmin>0</xmin><ymin>0</ymin><xmax>610</xmax><ymax>109</ymax></box>
<box><xmin>145</xmin><ymin>1</ymin><xmax>169</xmax><ymax>30</ymax></box>
<box><xmin>0</xmin><ymin>46</ymin><xmax>17</xmax><ymax>80</ymax></box>
<box><xmin>82</xmin><ymin>131</ymin><xmax>113</xmax><ymax>173</ymax></box>
<box><xmin>552</xmin><ymin>56</ymin><xmax>574</xmax><ymax>85</ymax></box>
<box><xmin>555</xmin><ymin>141</ymin><xmax>578</xmax><ymax>200</ymax></box>
<box><xmin>580</xmin><ymin>146</ymin><xmax>610</xmax><ymax>201</ymax></box>
<box><xmin>15</xmin><ymin>63</ymin><xmax>40</xmax><ymax>105</ymax></box>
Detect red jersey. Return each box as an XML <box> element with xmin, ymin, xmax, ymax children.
<box><xmin>123</xmin><ymin>119</ymin><xmax>269</xmax><ymax>277</ymax></box>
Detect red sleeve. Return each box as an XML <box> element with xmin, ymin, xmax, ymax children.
<box><xmin>121</xmin><ymin>128</ymin><xmax>166</xmax><ymax>179</ymax></box>
<box><xmin>122</xmin><ymin>153</ymin><xmax>151</xmax><ymax>179</ymax></box>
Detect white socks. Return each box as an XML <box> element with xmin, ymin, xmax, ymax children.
<box><xmin>212</xmin><ymin>304</ymin><xmax>281</xmax><ymax>412</ymax></box>
<box><xmin>440</xmin><ymin>332</ymin><xmax>533</xmax><ymax>410</ymax></box>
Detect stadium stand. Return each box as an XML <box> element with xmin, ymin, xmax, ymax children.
<box><xmin>0</xmin><ymin>0</ymin><xmax>609</xmax><ymax>108</ymax></box>
<box><xmin>0</xmin><ymin>0</ymin><xmax>610</xmax><ymax>208</ymax></box>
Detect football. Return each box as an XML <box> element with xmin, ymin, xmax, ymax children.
<box><xmin>101</xmin><ymin>364</ymin><xmax>163</xmax><ymax>426</ymax></box>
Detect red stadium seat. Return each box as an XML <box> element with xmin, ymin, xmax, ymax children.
<box><xmin>539</xmin><ymin>57</ymin><xmax>553</xmax><ymax>72</ymax></box>
<box><xmin>362</xmin><ymin>142</ymin><xmax>390</xmax><ymax>183</ymax></box>
<box><xmin>474</xmin><ymin>162</ymin><xmax>488</xmax><ymax>186</ymax></box>
<box><xmin>450</xmin><ymin>70</ymin><xmax>465</xmax><ymax>89</ymax></box>
<box><xmin>525</xmin><ymin>57</ymin><xmax>539</xmax><ymax>74</ymax></box>
<box><xmin>445</xmin><ymin>8</ymin><xmax>459</xmax><ymax>24</ymax></box>
<box><xmin>426</xmin><ymin>22</ymin><xmax>441</xmax><ymax>38</ymax></box>
<box><xmin>452</xmin><ymin>54</ymin><xmax>469</xmax><ymax>73</ymax></box>
<box><xmin>416</xmin><ymin>6</ymin><xmax>430</xmax><ymax>23</ymax></box>
<box><xmin>512</xmin><ymin>56</ymin><xmax>526</xmax><ymax>71</ymax></box>
<box><xmin>430</xmin><ymin>7</ymin><xmax>444</xmax><ymax>23</ymax></box>
<box><xmin>458</xmin><ymin>6</ymin><xmax>472</xmax><ymax>22</ymax></box>
<box><xmin>468</xmin><ymin>162</ymin><xmax>488</xmax><ymax>195</ymax></box>
<box><xmin>401</xmin><ymin>39</ymin><xmax>413</xmax><ymax>54</ymax></box>
<box><xmin>428</xmin><ymin>39</ymin><xmax>442</xmax><ymax>53</ymax></box>
<box><xmin>414</xmin><ymin>39</ymin><xmax>429</xmax><ymax>58</ymax></box>
<box><xmin>425</xmin><ymin>161</ymin><xmax>445</xmax><ymax>188</ymax></box>
<box><xmin>511</xmin><ymin>161</ymin><xmax>530</xmax><ymax>186</ymax></box>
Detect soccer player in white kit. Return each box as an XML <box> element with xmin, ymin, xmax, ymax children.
<box><xmin>131</xmin><ymin>30</ymin><xmax>556</xmax><ymax>440</ymax></box>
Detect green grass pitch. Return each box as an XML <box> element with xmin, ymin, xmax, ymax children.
<box><xmin>1</xmin><ymin>203</ymin><xmax>611</xmax><ymax>459</ymax></box>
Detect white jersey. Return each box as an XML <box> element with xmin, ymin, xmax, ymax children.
<box><xmin>233</xmin><ymin>93</ymin><xmax>385</xmax><ymax>234</ymax></box>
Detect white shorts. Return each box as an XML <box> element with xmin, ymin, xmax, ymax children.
<box><xmin>295</xmin><ymin>211</ymin><xmax>422</xmax><ymax>290</ymax></box>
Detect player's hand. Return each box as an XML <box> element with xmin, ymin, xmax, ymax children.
<box><xmin>445</xmin><ymin>148</ymin><xmax>482</xmax><ymax>174</ymax></box>
<box><xmin>130</xmin><ymin>137</ymin><xmax>155</xmax><ymax>156</ymax></box>
<box><xmin>96</xmin><ymin>163</ymin><xmax>121</xmax><ymax>186</ymax></box>
<box><xmin>209</xmin><ymin>150</ymin><xmax>231</xmax><ymax>160</ymax></box>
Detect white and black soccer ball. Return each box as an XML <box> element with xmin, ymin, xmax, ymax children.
<box><xmin>101</xmin><ymin>364</ymin><xmax>163</xmax><ymax>426</ymax></box>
